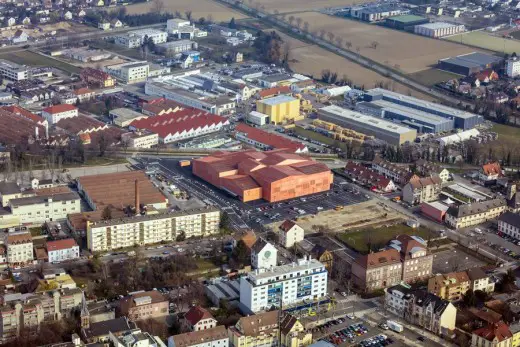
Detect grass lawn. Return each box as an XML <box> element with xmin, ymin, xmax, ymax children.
<box><xmin>444</xmin><ymin>31</ymin><xmax>520</xmax><ymax>55</ymax></box>
<box><xmin>408</xmin><ymin>68</ymin><xmax>463</xmax><ymax>86</ymax></box>
<box><xmin>491</xmin><ymin>123</ymin><xmax>520</xmax><ymax>143</ymax></box>
<box><xmin>194</xmin><ymin>258</ymin><xmax>218</xmax><ymax>271</ymax></box>
<box><xmin>337</xmin><ymin>224</ymin><xmax>436</xmax><ymax>254</ymax></box>
<box><xmin>63</xmin><ymin>157</ymin><xmax>128</xmax><ymax>168</ymax></box>
<box><xmin>0</xmin><ymin>50</ymin><xmax>81</xmax><ymax>74</ymax></box>
<box><xmin>293</xmin><ymin>126</ymin><xmax>349</xmax><ymax>151</ymax></box>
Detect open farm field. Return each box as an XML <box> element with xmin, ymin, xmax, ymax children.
<box><xmin>408</xmin><ymin>68</ymin><xmax>463</xmax><ymax>86</ymax></box>
<box><xmin>0</xmin><ymin>50</ymin><xmax>80</xmax><ymax>74</ymax></box>
<box><xmin>293</xmin><ymin>12</ymin><xmax>481</xmax><ymax>73</ymax></box>
<box><xmin>445</xmin><ymin>30</ymin><xmax>520</xmax><ymax>54</ymax></box>
<box><xmin>276</xmin><ymin>31</ymin><xmax>436</xmax><ymax>100</ymax></box>
<box><xmin>252</xmin><ymin>0</ymin><xmax>371</xmax><ymax>13</ymax></box>
<box><xmin>123</xmin><ymin>0</ymin><xmax>248</xmax><ymax>21</ymax></box>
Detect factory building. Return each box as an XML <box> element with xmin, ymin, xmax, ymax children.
<box><xmin>87</xmin><ymin>207</ymin><xmax>220</xmax><ymax>252</ymax></box>
<box><xmin>350</xmin><ymin>4</ymin><xmax>409</xmax><ymax>22</ymax></box>
<box><xmin>414</xmin><ymin>22</ymin><xmax>465</xmax><ymax>38</ymax></box>
<box><xmin>155</xmin><ymin>40</ymin><xmax>198</xmax><ymax>55</ymax></box>
<box><xmin>239</xmin><ymin>257</ymin><xmax>328</xmax><ymax>313</ymax></box>
<box><xmin>385</xmin><ymin>15</ymin><xmax>429</xmax><ymax>31</ymax></box>
<box><xmin>115</xmin><ymin>29</ymin><xmax>168</xmax><ymax>48</ymax></box>
<box><xmin>192</xmin><ymin>149</ymin><xmax>333</xmax><ymax>203</ymax></box>
<box><xmin>363</xmin><ymin>88</ymin><xmax>483</xmax><ymax>130</ymax></box>
<box><xmin>318</xmin><ymin>105</ymin><xmax>417</xmax><ymax>146</ymax></box>
<box><xmin>255</xmin><ymin>95</ymin><xmax>300</xmax><ymax>124</ymax></box>
<box><xmin>438</xmin><ymin>52</ymin><xmax>503</xmax><ymax>76</ymax></box>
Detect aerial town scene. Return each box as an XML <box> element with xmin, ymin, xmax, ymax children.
<box><xmin>3</xmin><ymin>0</ymin><xmax>520</xmax><ymax>346</ymax></box>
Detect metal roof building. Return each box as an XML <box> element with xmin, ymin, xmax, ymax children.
<box><xmin>438</xmin><ymin>52</ymin><xmax>503</xmax><ymax>76</ymax></box>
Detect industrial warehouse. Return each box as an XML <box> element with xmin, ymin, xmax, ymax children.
<box><xmin>192</xmin><ymin>149</ymin><xmax>333</xmax><ymax>202</ymax></box>
<box><xmin>438</xmin><ymin>52</ymin><xmax>503</xmax><ymax>76</ymax></box>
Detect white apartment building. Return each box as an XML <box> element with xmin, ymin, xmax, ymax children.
<box><xmin>115</xmin><ymin>29</ymin><xmax>168</xmax><ymax>48</ymax></box>
<box><xmin>9</xmin><ymin>192</ymin><xmax>81</xmax><ymax>225</ymax></box>
<box><xmin>167</xmin><ymin>18</ymin><xmax>191</xmax><ymax>33</ymax></box>
<box><xmin>87</xmin><ymin>207</ymin><xmax>220</xmax><ymax>252</ymax></box>
<box><xmin>47</xmin><ymin>238</ymin><xmax>80</xmax><ymax>263</ymax></box>
<box><xmin>169</xmin><ymin>326</ymin><xmax>228</xmax><ymax>347</ymax></box>
<box><xmin>41</xmin><ymin>104</ymin><xmax>79</xmax><ymax>125</ymax></box>
<box><xmin>6</xmin><ymin>231</ymin><xmax>33</xmax><ymax>265</ymax></box>
<box><xmin>498</xmin><ymin>211</ymin><xmax>520</xmax><ymax>238</ymax></box>
<box><xmin>279</xmin><ymin>220</ymin><xmax>304</xmax><ymax>248</ymax></box>
<box><xmin>414</xmin><ymin>22</ymin><xmax>465</xmax><ymax>38</ymax></box>
<box><xmin>507</xmin><ymin>58</ymin><xmax>520</xmax><ymax>77</ymax></box>
<box><xmin>239</xmin><ymin>257</ymin><xmax>328</xmax><ymax>313</ymax></box>
<box><xmin>251</xmin><ymin>240</ymin><xmax>278</xmax><ymax>270</ymax></box>
<box><xmin>0</xmin><ymin>59</ymin><xmax>29</xmax><ymax>81</ymax></box>
<box><xmin>114</xmin><ymin>34</ymin><xmax>142</xmax><ymax>49</ymax></box>
<box><xmin>121</xmin><ymin>131</ymin><xmax>159</xmax><ymax>149</ymax></box>
<box><xmin>104</xmin><ymin>62</ymin><xmax>150</xmax><ymax>84</ymax></box>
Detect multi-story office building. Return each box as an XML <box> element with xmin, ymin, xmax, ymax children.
<box><xmin>47</xmin><ymin>238</ymin><xmax>80</xmax><ymax>263</ymax></box>
<box><xmin>121</xmin><ymin>131</ymin><xmax>159</xmax><ymax>149</ymax></box>
<box><xmin>87</xmin><ymin>207</ymin><xmax>220</xmax><ymax>252</ymax></box>
<box><xmin>9</xmin><ymin>192</ymin><xmax>81</xmax><ymax>224</ymax></box>
<box><xmin>384</xmin><ymin>284</ymin><xmax>457</xmax><ymax>336</ymax></box>
<box><xmin>0</xmin><ymin>59</ymin><xmax>29</xmax><ymax>81</ymax></box>
<box><xmin>104</xmin><ymin>62</ymin><xmax>150</xmax><ymax>84</ymax></box>
<box><xmin>507</xmin><ymin>58</ymin><xmax>520</xmax><ymax>77</ymax></box>
<box><xmin>115</xmin><ymin>29</ymin><xmax>168</xmax><ymax>48</ymax></box>
<box><xmin>446</xmin><ymin>198</ymin><xmax>506</xmax><ymax>229</ymax></box>
<box><xmin>5</xmin><ymin>231</ymin><xmax>33</xmax><ymax>265</ymax></box>
<box><xmin>118</xmin><ymin>290</ymin><xmax>168</xmax><ymax>321</ymax></box>
<box><xmin>402</xmin><ymin>176</ymin><xmax>442</xmax><ymax>205</ymax></box>
<box><xmin>239</xmin><ymin>257</ymin><xmax>328</xmax><ymax>313</ymax></box>
<box><xmin>169</xmin><ymin>326</ymin><xmax>229</xmax><ymax>347</ymax></box>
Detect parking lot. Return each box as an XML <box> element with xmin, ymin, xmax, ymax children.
<box><xmin>431</xmin><ymin>247</ymin><xmax>487</xmax><ymax>274</ymax></box>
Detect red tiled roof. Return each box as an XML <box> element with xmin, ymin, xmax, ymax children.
<box><xmin>1</xmin><ymin>106</ymin><xmax>44</xmax><ymax>124</ymax></box>
<box><xmin>46</xmin><ymin>238</ymin><xmax>78</xmax><ymax>252</ymax></box>
<box><xmin>184</xmin><ymin>306</ymin><xmax>215</xmax><ymax>326</ymax></box>
<box><xmin>280</xmin><ymin>220</ymin><xmax>297</xmax><ymax>232</ymax></box>
<box><xmin>473</xmin><ymin>322</ymin><xmax>512</xmax><ymax>342</ymax></box>
<box><xmin>43</xmin><ymin>104</ymin><xmax>77</xmax><ymax>114</ymax></box>
<box><xmin>258</xmin><ymin>86</ymin><xmax>291</xmax><ymax>99</ymax></box>
<box><xmin>355</xmin><ymin>249</ymin><xmax>401</xmax><ymax>269</ymax></box>
<box><xmin>482</xmin><ymin>162</ymin><xmax>503</xmax><ymax>176</ymax></box>
<box><xmin>130</xmin><ymin>109</ymin><xmax>228</xmax><ymax>139</ymax></box>
<box><xmin>235</xmin><ymin>124</ymin><xmax>306</xmax><ymax>153</ymax></box>
<box><xmin>74</xmin><ymin>87</ymin><xmax>94</xmax><ymax>95</ymax></box>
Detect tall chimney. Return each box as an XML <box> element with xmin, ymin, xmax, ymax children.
<box><xmin>35</xmin><ymin>126</ymin><xmax>39</xmax><ymax>139</ymax></box>
<box><xmin>135</xmin><ymin>179</ymin><xmax>140</xmax><ymax>215</ymax></box>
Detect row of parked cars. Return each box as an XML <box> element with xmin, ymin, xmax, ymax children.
<box><xmin>322</xmin><ymin>323</ymin><xmax>369</xmax><ymax>345</ymax></box>
<box><xmin>359</xmin><ymin>334</ymin><xmax>394</xmax><ymax>347</ymax></box>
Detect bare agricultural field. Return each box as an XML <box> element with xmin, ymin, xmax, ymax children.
<box><xmin>445</xmin><ymin>30</ymin><xmax>520</xmax><ymax>55</ymax></box>
<box><xmin>0</xmin><ymin>22</ymin><xmax>94</xmax><ymax>40</ymax></box>
<box><xmin>276</xmin><ymin>31</ymin><xmax>435</xmax><ymax>100</ymax></box>
<box><xmin>123</xmin><ymin>0</ymin><xmax>248</xmax><ymax>21</ymax></box>
<box><xmin>408</xmin><ymin>68</ymin><xmax>463</xmax><ymax>86</ymax></box>
<box><xmin>252</xmin><ymin>0</ymin><xmax>371</xmax><ymax>13</ymax></box>
<box><xmin>293</xmin><ymin>12</ymin><xmax>480</xmax><ymax>73</ymax></box>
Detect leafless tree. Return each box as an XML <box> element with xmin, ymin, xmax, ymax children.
<box><xmin>288</xmin><ymin>15</ymin><xmax>295</xmax><ymax>26</ymax></box>
<box><xmin>295</xmin><ymin>17</ymin><xmax>302</xmax><ymax>29</ymax></box>
<box><xmin>302</xmin><ymin>21</ymin><xmax>309</xmax><ymax>33</ymax></box>
<box><xmin>355</xmin><ymin>46</ymin><xmax>360</xmax><ymax>55</ymax></box>
<box><xmin>151</xmin><ymin>0</ymin><xmax>165</xmax><ymax>14</ymax></box>
<box><xmin>207</xmin><ymin>13</ymin><xmax>214</xmax><ymax>23</ymax></box>
<box><xmin>185</xmin><ymin>10</ymin><xmax>193</xmax><ymax>22</ymax></box>
<box><xmin>336</xmin><ymin>37</ymin><xmax>343</xmax><ymax>47</ymax></box>
<box><xmin>273</xmin><ymin>9</ymin><xmax>279</xmax><ymax>15</ymax></box>
<box><xmin>327</xmin><ymin>32</ymin><xmax>334</xmax><ymax>42</ymax></box>
<box><xmin>319</xmin><ymin>29</ymin><xmax>326</xmax><ymax>39</ymax></box>
<box><xmin>345</xmin><ymin>41</ymin><xmax>352</xmax><ymax>50</ymax></box>
<box><xmin>174</xmin><ymin>10</ymin><xmax>182</xmax><ymax>18</ymax></box>
<box><xmin>370</xmin><ymin>41</ymin><xmax>379</xmax><ymax>49</ymax></box>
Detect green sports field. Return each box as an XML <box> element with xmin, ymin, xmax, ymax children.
<box><xmin>444</xmin><ymin>31</ymin><xmax>520</xmax><ymax>55</ymax></box>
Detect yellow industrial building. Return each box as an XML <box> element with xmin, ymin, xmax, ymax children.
<box><xmin>256</xmin><ymin>95</ymin><xmax>301</xmax><ymax>124</ymax></box>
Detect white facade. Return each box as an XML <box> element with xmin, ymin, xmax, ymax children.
<box><xmin>280</xmin><ymin>223</ymin><xmax>304</xmax><ymax>248</ymax></box>
<box><xmin>239</xmin><ymin>258</ymin><xmax>328</xmax><ymax>313</ymax></box>
<box><xmin>414</xmin><ymin>22</ymin><xmax>465</xmax><ymax>38</ymax></box>
<box><xmin>9</xmin><ymin>193</ymin><xmax>81</xmax><ymax>224</ymax></box>
<box><xmin>247</xmin><ymin>111</ymin><xmax>269</xmax><ymax>126</ymax></box>
<box><xmin>161</xmin><ymin>120</ymin><xmax>229</xmax><ymax>143</ymax></box>
<box><xmin>47</xmin><ymin>242</ymin><xmax>80</xmax><ymax>263</ymax></box>
<box><xmin>498</xmin><ymin>212</ymin><xmax>520</xmax><ymax>239</ymax></box>
<box><xmin>0</xmin><ymin>59</ymin><xmax>29</xmax><ymax>81</ymax></box>
<box><xmin>507</xmin><ymin>58</ymin><xmax>520</xmax><ymax>78</ymax></box>
<box><xmin>105</xmin><ymin>62</ymin><xmax>150</xmax><ymax>84</ymax></box>
<box><xmin>145</xmin><ymin>82</ymin><xmax>217</xmax><ymax>113</ymax></box>
<box><xmin>116</xmin><ymin>29</ymin><xmax>168</xmax><ymax>48</ymax></box>
<box><xmin>122</xmin><ymin>132</ymin><xmax>159</xmax><ymax>149</ymax></box>
<box><xmin>251</xmin><ymin>241</ymin><xmax>277</xmax><ymax>270</ymax></box>
<box><xmin>87</xmin><ymin>208</ymin><xmax>220</xmax><ymax>252</ymax></box>
<box><xmin>166</xmin><ymin>19</ymin><xmax>191</xmax><ymax>33</ymax></box>
<box><xmin>42</xmin><ymin>106</ymin><xmax>79</xmax><ymax>125</ymax></box>
<box><xmin>6</xmin><ymin>232</ymin><xmax>33</xmax><ymax>265</ymax></box>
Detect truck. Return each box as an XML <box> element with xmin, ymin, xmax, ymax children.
<box><xmin>387</xmin><ymin>320</ymin><xmax>403</xmax><ymax>333</ymax></box>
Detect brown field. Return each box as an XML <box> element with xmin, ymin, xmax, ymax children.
<box><xmin>124</xmin><ymin>0</ymin><xmax>248</xmax><ymax>21</ymax></box>
<box><xmin>277</xmin><ymin>31</ymin><xmax>435</xmax><ymax>100</ymax></box>
<box><xmin>252</xmin><ymin>0</ymin><xmax>371</xmax><ymax>13</ymax></box>
<box><xmin>293</xmin><ymin>12</ymin><xmax>481</xmax><ymax>73</ymax></box>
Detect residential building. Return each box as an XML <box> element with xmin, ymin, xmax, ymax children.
<box><xmin>507</xmin><ymin>57</ymin><xmax>520</xmax><ymax>78</ymax></box>
<box><xmin>104</xmin><ymin>61</ymin><xmax>150</xmax><ymax>84</ymax></box>
<box><xmin>155</xmin><ymin>40</ymin><xmax>198</xmax><ymax>55</ymax></box>
<box><xmin>445</xmin><ymin>198</ymin><xmax>506</xmax><ymax>229</ymax></box>
<box><xmin>472</xmin><ymin>322</ymin><xmax>512</xmax><ymax>347</ymax></box>
<box><xmin>414</xmin><ymin>159</ymin><xmax>451</xmax><ymax>183</ymax></box>
<box><xmin>0</xmin><ymin>288</ymin><xmax>83</xmax><ymax>342</ymax></box>
<box><xmin>169</xmin><ymin>326</ymin><xmax>228</xmax><ymax>347</ymax></box>
<box><xmin>414</xmin><ymin>22</ymin><xmax>465</xmax><ymax>38</ymax></box>
<box><xmin>5</xmin><ymin>231</ymin><xmax>33</xmax><ymax>265</ymax></box>
<box><xmin>234</xmin><ymin>124</ymin><xmax>308</xmax><ymax>153</ymax></box>
<box><xmin>9</xmin><ymin>192</ymin><xmax>81</xmax><ymax>224</ymax></box>
<box><xmin>256</xmin><ymin>95</ymin><xmax>300</xmax><ymax>124</ymax></box>
<box><xmin>251</xmin><ymin>239</ymin><xmax>278</xmax><ymax>270</ymax></box>
<box><xmin>0</xmin><ymin>59</ymin><xmax>29</xmax><ymax>81</ymax></box>
<box><xmin>384</xmin><ymin>284</ymin><xmax>457</xmax><ymax>335</ymax></box>
<box><xmin>279</xmin><ymin>220</ymin><xmax>304</xmax><ymax>248</ymax></box>
<box><xmin>228</xmin><ymin>310</ymin><xmax>279</xmax><ymax>347</ymax></box>
<box><xmin>74</xmin><ymin>88</ymin><xmax>95</xmax><ymax>102</ymax></box>
<box><xmin>402</xmin><ymin>176</ymin><xmax>442</xmax><ymax>205</ymax></box>
<box><xmin>310</xmin><ymin>245</ymin><xmax>333</xmax><ymax>273</ymax></box>
<box><xmin>47</xmin><ymin>238</ymin><xmax>80</xmax><ymax>263</ymax></box>
<box><xmin>467</xmin><ymin>267</ymin><xmax>495</xmax><ymax>293</ymax></box>
<box><xmin>41</xmin><ymin>104</ymin><xmax>79</xmax><ymax>125</ymax></box>
<box><xmin>109</xmin><ymin>328</ymin><xmax>166</xmax><ymax>347</ymax></box>
<box><xmin>0</xmin><ymin>182</ymin><xmax>23</xmax><ymax>207</ymax></box>
<box><xmin>82</xmin><ymin>317</ymin><xmax>137</xmax><ymax>344</ymax></box>
<box><xmin>86</xmin><ymin>207</ymin><xmax>220</xmax><ymax>252</ymax></box>
<box><xmin>239</xmin><ymin>257</ymin><xmax>328</xmax><ymax>313</ymax></box>
<box><xmin>318</xmin><ymin>105</ymin><xmax>417</xmax><ymax>146</ymax></box>
<box><xmin>11</xmin><ymin>30</ymin><xmax>28</xmax><ymax>44</ymax></box>
<box><xmin>129</xmin><ymin>108</ymin><xmax>229</xmax><ymax>144</ymax></box>
<box><xmin>80</xmin><ymin>68</ymin><xmax>116</xmax><ymax>88</ymax></box>
<box><xmin>388</xmin><ymin>235</ymin><xmax>433</xmax><ymax>284</ymax></box>
<box><xmin>371</xmin><ymin>157</ymin><xmax>413</xmax><ymax>185</ymax></box>
<box><xmin>192</xmin><ymin>150</ymin><xmax>333</xmax><ymax>203</ymax></box>
<box><xmin>98</xmin><ymin>22</ymin><xmax>110</xmax><ymax>30</ymax></box>
<box><xmin>166</xmin><ymin>18</ymin><xmax>192</xmax><ymax>33</ymax></box>
<box><xmin>498</xmin><ymin>211</ymin><xmax>520</xmax><ymax>238</ymax></box>
<box><xmin>344</xmin><ymin>161</ymin><xmax>396</xmax><ymax>192</ymax></box>
<box><xmin>118</xmin><ymin>290</ymin><xmax>168</xmax><ymax>321</ymax></box>
<box><xmin>480</xmin><ymin>162</ymin><xmax>504</xmax><ymax>182</ymax></box>
<box><xmin>428</xmin><ymin>271</ymin><xmax>470</xmax><ymax>301</ymax></box>
<box><xmin>280</xmin><ymin>313</ymin><xmax>312</xmax><ymax>347</ymax></box>
<box><xmin>121</xmin><ymin>131</ymin><xmax>158</xmax><ymax>149</ymax></box>
<box><xmin>183</xmin><ymin>306</ymin><xmax>217</xmax><ymax>332</ymax></box>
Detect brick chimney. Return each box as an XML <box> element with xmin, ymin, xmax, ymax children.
<box><xmin>135</xmin><ymin>179</ymin><xmax>140</xmax><ymax>215</ymax></box>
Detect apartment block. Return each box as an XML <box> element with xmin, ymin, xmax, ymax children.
<box><xmin>46</xmin><ymin>238</ymin><xmax>80</xmax><ymax>263</ymax></box>
<box><xmin>402</xmin><ymin>176</ymin><xmax>442</xmax><ymax>205</ymax></box>
<box><xmin>279</xmin><ymin>220</ymin><xmax>304</xmax><ymax>248</ymax></box>
<box><xmin>9</xmin><ymin>192</ymin><xmax>81</xmax><ymax>224</ymax></box>
<box><xmin>239</xmin><ymin>257</ymin><xmax>328</xmax><ymax>313</ymax></box>
<box><xmin>80</xmin><ymin>68</ymin><xmax>116</xmax><ymax>88</ymax></box>
<box><xmin>498</xmin><ymin>211</ymin><xmax>520</xmax><ymax>238</ymax></box>
<box><xmin>0</xmin><ymin>59</ymin><xmax>29</xmax><ymax>81</ymax></box>
<box><xmin>384</xmin><ymin>284</ymin><xmax>456</xmax><ymax>336</ymax></box>
<box><xmin>86</xmin><ymin>207</ymin><xmax>220</xmax><ymax>252</ymax></box>
<box><xmin>472</xmin><ymin>322</ymin><xmax>512</xmax><ymax>347</ymax></box>
<box><xmin>507</xmin><ymin>58</ymin><xmax>520</xmax><ymax>78</ymax></box>
<box><xmin>115</xmin><ymin>29</ymin><xmax>168</xmax><ymax>48</ymax></box>
<box><xmin>446</xmin><ymin>198</ymin><xmax>506</xmax><ymax>229</ymax></box>
<box><xmin>371</xmin><ymin>156</ymin><xmax>413</xmax><ymax>185</ymax></box>
<box><xmin>5</xmin><ymin>231</ymin><xmax>33</xmax><ymax>265</ymax></box>
<box><xmin>104</xmin><ymin>62</ymin><xmax>150</xmax><ymax>84</ymax></box>
<box><xmin>169</xmin><ymin>326</ymin><xmax>228</xmax><ymax>347</ymax></box>
<box><xmin>118</xmin><ymin>290</ymin><xmax>168</xmax><ymax>321</ymax></box>
<box><xmin>428</xmin><ymin>272</ymin><xmax>470</xmax><ymax>301</ymax></box>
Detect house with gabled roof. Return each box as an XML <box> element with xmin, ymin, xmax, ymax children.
<box><xmin>183</xmin><ymin>306</ymin><xmax>217</xmax><ymax>332</ymax></box>
<box><xmin>278</xmin><ymin>220</ymin><xmax>304</xmax><ymax>248</ymax></box>
<box><xmin>480</xmin><ymin>161</ymin><xmax>504</xmax><ymax>182</ymax></box>
<box><xmin>351</xmin><ymin>249</ymin><xmax>402</xmax><ymax>292</ymax></box>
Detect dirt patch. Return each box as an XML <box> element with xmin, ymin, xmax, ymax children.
<box><xmin>254</xmin><ymin>0</ymin><xmax>372</xmax><ymax>13</ymax></box>
<box><xmin>0</xmin><ymin>22</ymin><xmax>94</xmax><ymax>40</ymax></box>
<box><xmin>123</xmin><ymin>0</ymin><xmax>248</xmax><ymax>21</ymax></box>
<box><xmin>291</xmin><ymin>12</ymin><xmax>481</xmax><ymax>74</ymax></box>
<box><xmin>269</xmin><ymin>200</ymin><xmax>407</xmax><ymax>232</ymax></box>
